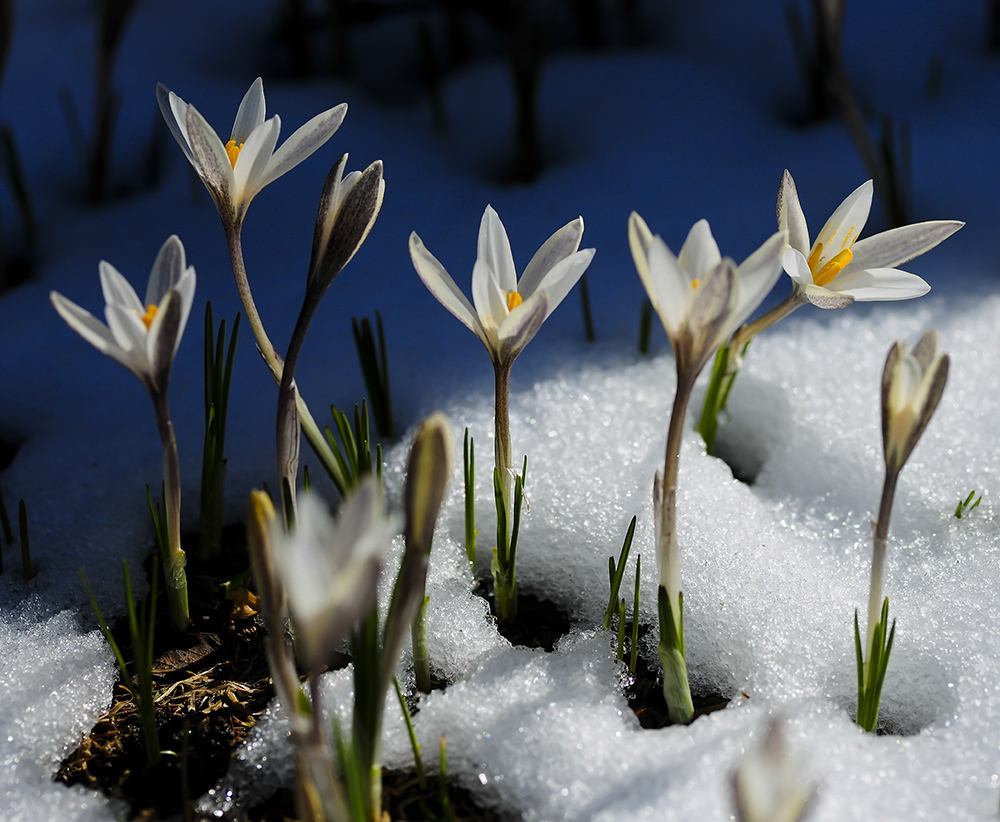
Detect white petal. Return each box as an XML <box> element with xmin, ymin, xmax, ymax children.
<box><xmin>234</xmin><ymin>116</ymin><xmax>281</xmax><ymax>201</ymax></box>
<box><xmin>184</xmin><ymin>103</ymin><xmax>234</xmax><ymax>204</ymax></box>
<box><xmin>477</xmin><ymin>206</ymin><xmax>518</xmax><ymax>293</ymax></box>
<box><xmin>800</xmin><ymin>283</ymin><xmax>855</xmax><ymax>309</ymax></box>
<box><xmin>99</xmin><ymin>261</ymin><xmax>143</xmax><ymax>312</ymax></box>
<box><xmin>50</xmin><ymin>292</ymin><xmax>135</xmax><ymax>373</ymax></box>
<box><xmin>731</xmin><ymin>231</ymin><xmax>785</xmax><ymax>330</ymax></box>
<box><xmin>146</xmin><ymin>289</ymin><xmax>182</xmax><ymax>382</ymax></box>
<box><xmin>471</xmin><ymin>257</ymin><xmax>509</xmax><ymax>333</ymax></box>
<box><xmin>645</xmin><ymin>236</ymin><xmax>690</xmax><ymax>338</ymax></box>
<box><xmin>260</xmin><ymin>103</ymin><xmax>348</xmax><ymax>190</ymax></box>
<box><xmin>812</xmin><ymin>179</ymin><xmax>873</xmax><ymax>261</ymax></box>
<box><xmin>105</xmin><ymin>301</ymin><xmax>148</xmax><ymax>357</ymax></box>
<box><xmin>497</xmin><ymin>291</ymin><xmax>548</xmax><ymax>362</ymax></box>
<box><xmin>678</xmin><ymin>219</ymin><xmax>721</xmax><ymax>278</ymax></box>
<box><xmin>777</xmin><ymin>170</ymin><xmax>810</xmax><ymax>255</ymax></box>
<box><xmin>782</xmin><ymin>247</ymin><xmax>813</xmax><ymax>286</ymax></box>
<box><xmin>627</xmin><ymin>211</ymin><xmax>654</xmax><ymax>281</ymax></box>
<box><xmin>533</xmin><ymin>248</ymin><xmax>595</xmax><ymax>320</ymax></box>
<box><xmin>409</xmin><ymin>232</ymin><xmax>486</xmax><ymax>343</ymax></box>
<box><xmin>831</xmin><ymin>267</ymin><xmax>930</xmax><ymax>301</ymax></box>
<box><xmin>849</xmin><ymin>220</ymin><xmax>964</xmax><ymax>271</ymax></box>
<box><xmin>172</xmin><ymin>268</ymin><xmax>197</xmax><ymax>357</ymax></box>
<box><xmin>889</xmin><ymin>351</ymin><xmax>922</xmax><ymax>412</ymax></box>
<box><xmin>230</xmin><ymin>77</ymin><xmax>266</xmax><ymax>143</ymax></box>
<box><xmin>145</xmin><ymin>235</ymin><xmax>187</xmax><ymax>306</ymax></box>
<box><xmin>155</xmin><ymin>84</ymin><xmax>195</xmax><ymax>165</ymax></box>
<box><xmin>518</xmin><ymin>216</ymin><xmax>584</xmax><ymax>297</ymax></box>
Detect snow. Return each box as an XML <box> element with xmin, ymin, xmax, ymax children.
<box><xmin>1</xmin><ymin>0</ymin><xmax>999</xmax><ymax>819</ymax></box>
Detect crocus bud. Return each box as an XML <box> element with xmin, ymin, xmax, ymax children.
<box><xmin>732</xmin><ymin>720</ymin><xmax>816</xmax><ymax>822</ymax></box>
<box><xmin>307</xmin><ymin>155</ymin><xmax>385</xmax><ymax>295</ymax></box>
<box><xmin>379</xmin><ymin>414</ymin><xmax>452</xmax><ymax>692</ymax></box>
<box><xmin>247</xmin><ymin>490</ymin><xmax>284</xmax><ymax>627</ymax></box>
<box><xmin>881</xmin><ymin>330</ymin><xmax>949</xmax><ymax>474</ymax></box>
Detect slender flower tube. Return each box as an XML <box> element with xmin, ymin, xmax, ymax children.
<box><xmin>410</xmin><ymin>206</ymin><xmax>594</xmax><ymax>618</ymax></box>
<box><xmin>157</xmin><ymin>77</ymin><xmax>353</xmax><ymax>494</ymax></box>
<box><xmin>731</xmin><ymin>721</ymin><xmax>816</xmax><ymax>822</ymax></box>
<box><xmin>696</xmin><ymin>170</ymin><xmax>963</xmax><ymax>452</ymax></box>
<box><xmin>630</xmin><ymin>215</ymin><xmax>784</xmax><ymax>723</ymax></box>
<box><xmin>51</xmin><ymin>236</ymin><xmax>196</xmax><ymax>630</ymax></box>
<box><xmin>275</xmin><ymin>156</ymin><xmax>385</xmax><ymax>515</ymax></box>
<box><xmin>857</xmin><ymin>330</ymin><xmax>949</xmax><ymax>732</ymax></box>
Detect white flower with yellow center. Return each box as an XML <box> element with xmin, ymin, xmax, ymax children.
<box><xmin>156</xmin><ymin>77</ymin><xmax>347</xmax><ymax>223</ymax></box>
<box><xmin>628</xmin><ymin>214</ymin><xmax>785</xmax><ymax>374</ymax></box>
<box><xmin>409</xmin><ymin>205</ymin><xmax>596</xmax><ymax>367</ymax></box>
<box><xmin>270</xmin><ymin>482</ymin><xmax>398</xmax><ymax>674</ymax></box>
<box><xmin>778</xmin><ymin>171</ymin><xmax>963</xmax><ymax>308</ymax></box>
<box><xmin>50</xmin><ymin>235</ymin><xmax>196</xmax><ymax>393</ymax></box>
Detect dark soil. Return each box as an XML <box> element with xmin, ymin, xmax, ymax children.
<box><xmin>473</xmin><ymin>577</ymin><xmax>571</xmax><ymax>651</ymax></box>
<box><xmin>246</xmin><ymin>768</ymin><xmax>509</xmax><ymax>821</ymax></box>
<box><xmin>619</xmin><ymin>622</ymin><xmax>738</xmax><ymax>729</ymax></box>
<box><xmin>56</xmin><ymin>524</ymin><xmax>275</xmax><ymax>819</ymax></box>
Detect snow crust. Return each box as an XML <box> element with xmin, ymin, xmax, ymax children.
<box><xmin>204</xmin><ymin>295</ymin><xmax>1000</xmax><ymax>820</ymax></box>
<box><xmin>1</xmin><ymin>0</ymin><xmax>998</xmax><ymax>819</ymax></box>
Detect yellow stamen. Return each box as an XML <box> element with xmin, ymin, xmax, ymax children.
<box><xmin>812</xmin><ymin>247</ymin><xmax>854</xmax><ymax>287</ymax></box>
<box><xmin>690</xmin><ymin>278</ymin><xmax>701</xmax><ymax>289</ymax></box>
<box><xmin>807</xmin><ymin>243</ymin><xmax>824</xmax><ymax>274</ymax></box>
<box><xmin>225</xmin><ymin>139</ymin><xmax>244</xmax><ymax>168</ymax></box>
<box><xmin>140</xmin><ymin>303</ymin><xmax>159</xmax><ymax>330</ymax></box>
<box><xmin>506</xmin><ymin>290</ymin><xmax>523</xmax><ymax>311</ymax></box>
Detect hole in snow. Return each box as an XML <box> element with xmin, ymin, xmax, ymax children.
<box><xmin>704</xmin><ymin>372</ymin><xmax>792</xmax><ymax>485</ymax></box>
<box><xmin>621</xmin><ymin>623</ymin><xmax>738</xmax><ymax>729</ymax></box>
<box><xmin>474</xmin><ymin>577</ymin><xmax>571</xmax><ymax>652</ymax></box>
<box><xmin>830</xmin><ymin>649</ymin><xmax>958</xmax><ymax>737</ymax></box>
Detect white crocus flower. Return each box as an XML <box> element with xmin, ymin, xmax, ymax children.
<box><xmin>271</xmin><ymin>481</ymin><xmax>398</xmax><ymax>673</ymax></box>
<box><xmin>409</xmin><ymin>205</ymin><xmax>596</xmax><ymax>367</ymax></box>
<box><xmin>778</xmin><ymin>170</ymin><xmax>963</xmax><ymax>308</ymax></box>
<box><xmin>50</xmin><ymin>235</ymin><xmax>196</xmax><ymax>393</ymax></box>
<box><xmin>157</xmin><ymin>77</ymin><xmax>347</xmax><ymax>223</ymax></box>
<box><xmin>881</xmin><ymin>329</ymin><xmax>949</xmax><ymax>475</ymax></box>
<box><xmin>629</xmin><ymin>214</ymin><xmax>785</xmax><ymax>374</ymax></box>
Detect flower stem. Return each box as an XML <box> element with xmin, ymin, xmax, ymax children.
<box><xmin>867</xmin><ymin>468</ymin><xmax>898</xmax><ymax>656</ymax></box>
<box><xmin>411</xmin><ymin>595</ymin><xmax>432</xmax><ymax>693</ymax></box>
<box><xmin>493</xmin><ymin>362</ymin><xmax>513</xmax><ymax>526</ymax></box>
<box><xmin>152</xmin><ymin>390</ymin><xmax>189</xmax><ymax>631</ymax></box>
<box><xmin>225</xmin><ymin>224</ymin><xmax>348</xmax><ymax>493</ymax></box>
<box><xmin>276</xmin><ymin>296</ymin><xmax>321</xmax><ymax>521</ymax></box>
<box><xmin>656</xmin><ymin>369</ymin><xmax>696</xmax><ymax>724</ymax></box>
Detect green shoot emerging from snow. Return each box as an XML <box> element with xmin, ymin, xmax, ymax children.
<box><xmin>854</xmin><ymin>599</ymin><xmax>895</xmax><ymax>733</ymax></box>
<box><xmin>200</xmin><ymin>302</ymin><xmax>240</xmax><ymax>559</ymax></box>
<box><xmin>492</xmin><ymin>457</ymin><xmax>527</xmax><ymax>624</ymax></box>
<box><xmin>352</xmin><ymin>310</ymin><xmax>394</xmax><ymax>439</ymax></box>
<box><xmin>955</xmin><ymin>490</ymin><xmax>982</xmax><ymax>519</ymax></box>
<box><xmin>603</xmin><ymin>516</ymin><xmax>637</xmax><ymax>631</ymax></box>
